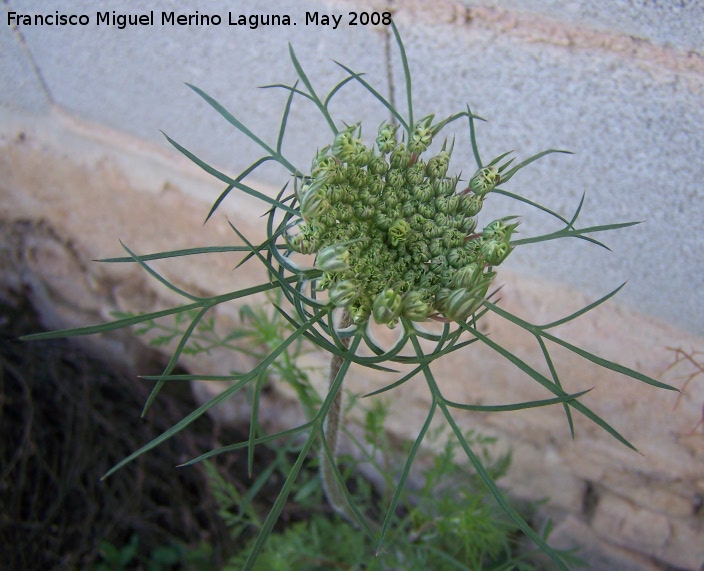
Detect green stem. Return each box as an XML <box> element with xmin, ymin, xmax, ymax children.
<box><xmin>320</xmin><ymin>311</ymin><xmax>356</xmax><ymax>521</ymax></box>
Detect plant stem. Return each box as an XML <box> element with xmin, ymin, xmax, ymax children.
<box><xmin>320</xmin><ymin>311</ymin><xmax>357</xmax><ymax>522</ymax></box>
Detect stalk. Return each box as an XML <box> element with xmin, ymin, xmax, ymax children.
<box><xmin>320</xmin><ymin>311</ymin><xmax>356</xmax><ymax>522</ymax></box>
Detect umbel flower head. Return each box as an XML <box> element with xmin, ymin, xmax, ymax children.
<box><xmin>287</xmin><ymin>121</ymin><xmax>519</xmax><ymax>328</ymax></box>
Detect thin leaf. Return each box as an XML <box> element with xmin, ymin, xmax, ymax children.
<box><xmin>458</xmin><ymin>320</ymin><xmax>639</xmax><ymax>451</ymax></box>
<box><xmin>162</xmin><ymin>132</ymin><xmax>297</xmax><ymax>214</ymax></box>
<box><xmin>97</xmin><ymin>245</ymin><xmax>258</xmax><ymax>263</ymax></box>
<box><xmin>143</xmin><ymin>304</ymin><xmax>211</xmax><ymax>415</ymax></box>
<box><xmin>248</xmin><ymin>368</ymin><xmax>267</xmax><ymax>478</ymax></box>
<box><xmin>205</xmin><ymin>156</ymin><xmax>274</xmax><ymax>224</ymax></box>
<box><xmin>179</xmin><ymin>422</ymin><xmax>314</xmax><ymax>466</ymax></box>
<box><xmin>323</xmin><ymin>75</ymin><xmax>358</xmax><ymax>108</ymax></box>
<box><xmin>467</xmin><ymin>104</ymin><xmax>484</xmax><ymax>169</ymax></box>
<box><xmin>541</xmin><ymin>330</ymin><xmax>679</xmax><ymax>391</ymax></box>
<box><xmin>119</xmin><ymin>241</ymin><xmax>202</xmax><ymax>302</ymax></box>
<box><xmin>499</xmin><ymin>149</ymin><xmax>573</xmax><ymax>184</ymax></box>
<box><xmin>378</xmin><ymin>400</ymin><xmax>436</xmax><ymax>551</ymax></box>
<box><xmin>288</xmin><ymin>44</ymin><xmax>337</xmax><ymax>134</ymax></box>
<box><xmin>186</xmin><ymin>83</ymin><xmax>297</xmax><ymax>173</ymax></box>
<box><xmin>443</xmin><ymin>389</ymin><xmax>592</xmax><ymax>412</ymax></box>
<box><xmin>20</xmin><ymin>303</ymin><xmax>203</xmax><ymax>340</ymax></box>
<box><xmin>535</xmin><ymin>334</ymin><xmax>575</xmax><ymax>437</ymax></box>
<box><xmin>511</xmin><ymin>220</ymin><xmax>640</xmax><ymax>249</ymax></box>
<box><xmin>390</xmin><ymin>18</ymin><xmax>413</xmax><ymax>134</ymax></box>
<box><xmin>260</xmin><ymin>82</ymin><xmax>314</xmax><ymax>103</ymax></box>
<box><xmin>333</xmin><ymin>60</ymin><xmax>409</xmax><ymax>132</ymax></box>
<box><xmin>103</xmin><ymin>376</ymin><xmax>252</xmax><ymax>480</ymax></box>
<box><xmin>276</xmin><ymin>80</ymin><xmax>298</xmax><ymax>154</ymax></box>
<box><xmin>539</xmin><ymin>282</ymin><xmax>627</xmax><ymax>330</ymax></box>
<box><xmin>439</xmin><ymin>401</ymin><xmax>570</xmax><ymax>571</ymax></box>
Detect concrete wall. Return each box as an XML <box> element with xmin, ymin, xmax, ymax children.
<box><xmin>3</xmin><ymin>0</ymin><xmax>703</xmax><ymax>335</ymax></box>
<box><xmin>2</xmin><ymin>1</ymin><xmax>704</xmax><ymax>569</ymax></box>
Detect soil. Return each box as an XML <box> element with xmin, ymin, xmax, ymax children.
<box><xmin>0</xmin><ymin>294</ymin><xmax>286</xmax><ymax>570</ymax></box>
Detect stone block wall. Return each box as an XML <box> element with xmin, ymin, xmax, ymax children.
<box><xmin>2</xmin><ymin>1</ymin><xmax>703</xmax><ymax>569</ymax></box>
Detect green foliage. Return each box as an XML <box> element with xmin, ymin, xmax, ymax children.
<box><xmin>23</xmin><ymin>18</ymin><xmax>677</xmax><ymax>571</ymax></box>
<box><xmin>86</xmin><ymin>534</ymin><xmax>214</xmax><ymax>571</ymax></box>
<box><xmin>220</xmin><ymin>400</ymin><xmax>581</xmax><ymax>571</ymax></box>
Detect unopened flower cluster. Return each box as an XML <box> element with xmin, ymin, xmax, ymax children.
<box><xmin>287</xmin><ymin>118</ymin><xmax>519</xmax><ymax>327</ymax></box>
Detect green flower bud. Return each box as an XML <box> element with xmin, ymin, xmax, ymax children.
<box><xmin>423</xmin><ymin>219</ymin><xmax>443</xmax><ymax>239</ymax></box>
<box><xmin>286</xmin><ymin>231</ymin><xmax>318</xmax><ymax>255</ymax></box>
<box><xmin>412</xmin><ymin>182</ymin><xmax>433</xmax><ymax>202</ymax></box>
<box><xmin>435</xmin><ymin>288</ymin><xmax>452</xmax><ymax>312</ymax></box>
<box><xmin>429</xmin><ymin>238</ymin><xmax>444</xmax><ymax>257</ymax></box>
<box><xmin>326</xmin><ymin>184</ymin><xmax>345</xmax><ymax>203</ymax></box>
<box><xmin>368</xmin><ymin>155</ymin><xmax>389</xmax><ymax>176</ymax></box>
<box><xmin>426</xmin><ymin>151</ymin><xmax>450</xmax><ymax>180</ymax></box>
<box><xmin>385</xmin><ymin>169</ymin><xmax>405</xmax><ymax>190</ymax></box>
<box><xmin>434</xmin><ymin>212</ymin><xmax>449</xmax><ymax>228</ymax></box>
<box><xmin>372</xmin><ymin>288</ymin><xmax>403</xmax><ymax>325</ymax></box>
<box><xmin>354</xmin><ymin>203</ymin><xmax>375</xmax><ymax>220</ymax></box>
<box><xmin>388</xmin><ymin>219</ymin><xmax>411</xmax><ymax>247</ymax></box>
<box><xmin>377</xmin><ymin>122</ymin><xmax>398</xmax><ymax>154</ymax></box>
<box><xmin>368</xmin><ymin>175</ymin><xmax>385</xmax><ymax>195</ymax></box>
<box><xmin>442</xmin><ymin>229</ymin><xmax>465</xmax><ymax>249</ymax></box>
<box><xmin>457</xmin><ymin>215</ymin><xmax>477</xmax><ymax>234</ymax></box>
<box><xmin>409</xmin><ymin>127</ymin><xmax>432</xmax><ymax>154</ymax></box>
<box><xmin>432</xmin><ymin>176</ymin><xmax>459</xmax><ymax>196</ymax></box>
<box><xmin>405</xmin><ymin>164</ymin><xmax>426</xmax><ymax>186</ymax></box>
<box><xmin>335</xmin><ymin>143</ymin><xmax>358</xmax><ymax>164</ymax></box>
<box><xmin>469</xmin><ymin>165</ymin><xmax>501</xmax><ymax>196</ymax></box>
<box><xmin>448</xmin><ymin>247</ymin><xmax>470</xmax><ymax>268</ymax></box>
<box><xmin>402</xmin><ymin>201</ymin><xmax>417</xmax><ymax>218</ymax></box>
<box><xmin>316</xmin><ymin>244</ymin><xmax>350</xmax><ymax>272</ymax></box>
<box><xmin>418</xmin><ymin>202</ymin><xmax>435</xmax><ymax>219</ymax></box>
<box><xmin>451</xmin><ymin>263</ymin><xmax>482</xmax><ymax>289</ymax></box>
<box><xmin>402</xmin><ymin>290</ymin><xmax>433</xmax><ymax>320</ymax></box>
<box><xmin>481</xmin><ymin>239</ymin><xmax>513</xmax><ymax>265</ymax></box>
<box><xmin>332</xmin><ymin>125</ymin><xmax>363</xmax><ymax>163</ymax></box>
<box><xmin>408</xmin><ymin>213</ymin><xmax>425</xmax><ymax>230</ymax></box>
<box><xmin>355</xmin><ymin>147</ymin><xmax>374</xmax><ymax>167</ymax></box>
<box><xmin>444</xmin><ymin>287</ymin><xmax>484</xmax><ymax>321</ymax></box>
<box><xmin>374</xmin><ymin>212</ymin><xmax>392</xmax><ymax>231</ymax></box>
<box><xmin>384</xmin><ymin>193</ymin><xmax>400</xmax><ymax>209</ymax></box>
<box><xmin>311</xmin><ymin>149</ymin><xmax>338</xmax><ymax>181</ymax></box>
<box><xmin>337</xmin><ymin>203</ymin><xmax>354</xmax><ymax>222</ymax></box>
<box><xmin>389</xmin><ymin>144</ymin><xmax>411</xmax><ymax>170</ymax></box>
<box><xmin>457</xmin><ymin>193</ymin><xmax>484</xmax><ymax>217</ymax></box>
<box><xmin>318</xmin><ymin>211</ymin><xmax>337</xmax><ymax>228</ymax></box>
<box><xmin>445</xmin><ymin>195</ymin><xmax>460</xmax><ymax>215</ymax></box>
<box><xmin>344</xmin><ymin>165</ymin><xmax>368</xmax><ymax>188</ymax></box>
<box><xmin>329</xmin><ymin>279</ymin><xmax>358</xmax><ymax>307</ymax></box>
<box><xmin>418</xmin><ymin>272</ymin><xmax>437</xmax><ymax>290</ymax></box>
<box><xmin>483</xmin><ymin>217</ymin><xmax>520</xmax><ymax>242</ymax></box>
<box><xmin>340</xmin><ymin>186</ymin><xmax>356</xmax><ymax>204</ymax></box>
<box><xmin>357</xmin><ymin>188</ymin><xmax>372</xmax><ymax>205</ymax></box>
<box><xmin>408</xmin><ymin>115</ymin><xmax>434</xmax><ymax>154</ymax></box>
<box><xmin>300</xmin><ymin>182</ymin><xmax>329</xmax><ymax>219</ymax></box>
<box><xmin>413</xmin><ymin>241</ymin><xmax>431</xmax><ymax>261</ymax></box>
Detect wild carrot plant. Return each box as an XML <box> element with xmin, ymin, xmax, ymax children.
<box><xmin>24</xmin><ymin>21</ymin><xmax>677</xmax><ymax>570</ymax></box>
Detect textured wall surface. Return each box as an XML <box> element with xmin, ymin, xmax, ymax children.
<box><xmin>3</xmin><ymin>0</ymin><xmax>703</xmax><ymax>333</ymax></box>
<box><xmin>2</xmin><ymin>1</ymin><xmax>704</xmax><ymax>569</ymax></box>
